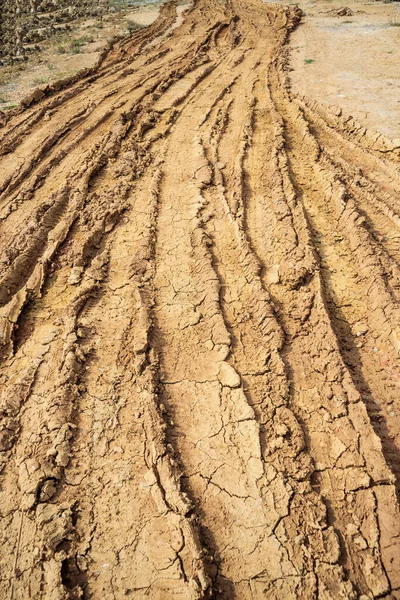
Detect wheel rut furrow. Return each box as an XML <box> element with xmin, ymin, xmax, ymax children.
<box><xmin>263</xmin><ymin>48</ymin><xmax>400</xmax><ymax>596</ymax></box>
<box><xmin>0</xmin><ymin>1</ymin><xmax>179</xmax><ymax>150</ymax></box>
<box><xmin>199</xmin><ymin>68</ymin><xmax>361</xmax><ymax>597</ymax></box>
<box><xmin>0</xmin><ymin>11</ymin><xmax>231</xmax><ymax>220</ymax></box>
<box><xmin>271</xmin><ymin>82</ymin><xmax>400</xmax><ymax>505</ymax></box>
<box><xmin>0</xmin><ymin>6</ymin><xmax>218</xmax><ymax>203</ymax></box>
<box><xmin>1</xmin><ymin>1</ymin><xmax>400</xmax><ymax>599</ymax></box>
<box><xmin>54</xmin><ymin>168</ymin><xmax>211</xmax><ymax>600</ymax></box>
<box><xmin>0</xmin><ymin>48</ymin><xmax>228</xmax><ymax>356</ymax></box>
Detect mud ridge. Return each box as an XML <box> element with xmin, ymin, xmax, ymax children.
<box><xmin>1</xmin><ymin>1</ymin><xmax>400</xmax><ymax>598</ymax></box>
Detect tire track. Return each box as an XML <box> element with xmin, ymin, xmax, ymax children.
<box><xmin>1</xmin><ymin>1</ymin><xmax>400</xmax><ymax>598</ymax></box>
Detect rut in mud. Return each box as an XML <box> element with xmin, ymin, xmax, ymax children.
<box><xmin>0</xmin><ymin>1</ymin><xmax>400</xmax><ymax>598</ymax></box>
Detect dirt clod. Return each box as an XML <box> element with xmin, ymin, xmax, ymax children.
<box><xmin>0</xmin><ymin>1</ymin><xmax>400</xmax><ymax>599</ymax></box>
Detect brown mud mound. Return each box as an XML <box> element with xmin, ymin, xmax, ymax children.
<box><xmin>323</xmin><ymin>7</ymin><xmax>356</xmax><ymax>17</ymax></box>
<box><xmin>0</xmin><ymin>1</ymin><xmax>400</xmax><ymax>598</ymax></box>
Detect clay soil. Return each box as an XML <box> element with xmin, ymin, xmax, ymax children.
<box><xmin>0</xmin><ymin>1</ymin><xmax>400</xmax><ymax>599</ymax></box>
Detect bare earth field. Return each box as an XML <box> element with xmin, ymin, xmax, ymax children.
<box><xmin>288</xmin><ymin>0</ymin><xmax>400</xmax><ymax>139</ymax></box>
<box><xmin>0</xmin><ymin>1</ymin><xmax>400</xmax><ymax>599</ymax></box>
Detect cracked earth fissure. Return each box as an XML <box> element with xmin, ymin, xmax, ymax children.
<box><xmin>0</xmin><ymin>1</ymin><xmax>400</xmax><ymax>598</ymax></box>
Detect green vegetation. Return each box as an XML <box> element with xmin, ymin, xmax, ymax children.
<box><xmin>304</xmin><ymin>58</ymin><xmax>315</xmax><ymax>65</ymax></box>
<box><xmin>68</xmin><ymin>35</ymin><xmax>95</xmax><ymax>55</ymax></box>
<box><xmin>69</xmin><ymin>39</ymin><xmax>84</xmax><ymax>54</ymax></box>
<box><xmin>33</xmin><ymin>76</ymin><xmax>50</xmax><ymax>85</ymax></box>
<box><xmin>78</xmin><ymin>34</ymin><xmax>95</xmax><ymax>43</ymax></box>
<box><xmin>108</xmin><ymin>0</ymin><xmax>128</xmax><ymax>9</ymax></box>
<box><xmin>127</xmin><ymin>20</ymin><xmax>142</xmax><ymax>33</ymax></box>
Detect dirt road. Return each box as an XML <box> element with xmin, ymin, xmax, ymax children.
<box><xmin>0</xmin><ymin>1</ymin><xmax>400</xmax><ymax>598</ymax></box>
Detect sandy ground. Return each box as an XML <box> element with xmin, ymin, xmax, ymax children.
<box><xmin>0</xmin><ymin>1</ymin><xmax>400</xmax><ymax>599</ymax></box>
<box><xmin>288</xmin><ymin>0</ymin><xmax>400</xmax><ymax>139</ymax></box>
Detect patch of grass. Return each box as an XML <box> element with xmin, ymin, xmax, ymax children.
<box><xmin>70</xmin><ymin>39</ymin><xmax>84</xmax><ymax>48</ymax></box>
<box><xmin>56</xmin><ymin>44</ymin><xmax>67</xmax><ymax>54</ymax></box>
<box><xmin>33</xmin><ymin>76</ymin><xmax>50</xmax><ymax>85</ymax></box>
<box><xmin>4</xmin><ymin>104</ymin><xmax>17</xmax><ymax>110</ymax></box>
<box><xmin>69</xmin><ymin>39</ymin><xmax>84</xmax><ymax>54</ymax></box>
<box><xmin>127</xmin><ymin>20</ymin><xmax>142</xmax><ymax>32</ymax></box>
<box><xmin>68</xmin><ymin>34</ymin><xmax>95</xmax><ymax>54</ymax></box>
<box><xmin>108</xmin><ymin>0</ymin><xmax>127</xmax><ymax>9</ymax></box>
<box><xmin>304</xmin><ymin>58</ymin><xmax>315</xmax><ymax>64</ymax></box>
<box><xmin>78</xmin><ymin>34</ymin><xmax>95</xmax><ymax>43</ymax></box>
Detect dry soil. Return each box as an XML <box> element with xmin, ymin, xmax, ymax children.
<box><xmin>0</xmin><ymin>1</ymin><xmax>400</xmax><ymax>599</ymax></box>
<box><xmin>288</xmin><ymin>0</ymin><xmax>400</xmax><ymax>139</ymax></box>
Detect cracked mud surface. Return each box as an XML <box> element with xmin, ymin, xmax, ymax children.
<box><xmin>0</xmin><ymin>1</ymin><xmax>400</xmax><ymax>598</ymax></box>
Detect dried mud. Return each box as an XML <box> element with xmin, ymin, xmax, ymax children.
<box><xmin>0</xmin><ymin>1</ymin><xmax>400</xmax><ymax>598</ymax></box>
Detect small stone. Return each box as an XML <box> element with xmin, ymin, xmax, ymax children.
<box><xmin>275</xmin><ymin>423</ymin><xmax>288</xmax><ymax>436</ymax></box>
<box><xmin>68</xmin><ymin>266</ymin><xmax>83</xmax><ymax>285</ymax></box>
<box><xmin>346</xmin><ymin>523</ymin><xmax>358</xmax><ymax>535</ymax></box>
<box><xmin>218</xmin><ymin>362</ymin><xmax>240</xmax><ymax>388</ymax></box>
<box><xmin>355</xmin><ymin>323</ymin><xmax>368</xmax><ymax>336</ymax></box>
<box><xmin>215</xmin><ymin>344</ymin><xmax>230</xmax><ymax>360</ymax></box>
<box><xmin>266</xmin><ymin>264</ymin><xmax>280</xmax><ymax>284</ymax></box>
<box><xmin>39</xmin><ymin>479</ymin><xmax>57</xmax><ymax>502</ymax></box>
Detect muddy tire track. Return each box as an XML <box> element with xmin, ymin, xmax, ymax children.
<box><xmin>1</xmin><ymin>1</ymin><xmax>400</xmax><ymax>598</ymax></box>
